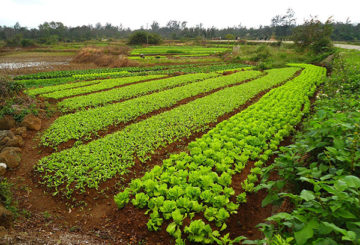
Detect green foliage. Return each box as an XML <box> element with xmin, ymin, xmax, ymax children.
<box><xmin>20</xmin><ymin>39</ymin><xmax>36</xmax><ymax>47</ymax></box>
<box><xmin>37</xmin><ymin>67</ymin><xmax>299</xmax><ymax>197</ymax></box>
<box><xmin>56</xmin><ymin>73</ymin><xmax>215</xmax><ymax>112</ymax></box>
<box><xmin>0</xmin><ymin>179</ymin><xmax>14</xmax><ymax>211</ymax></box>
<box><xmin>292</xmin><ymin>17</ymin><xmax>334</xmax><ymax>54</ymax></box>
<box><xmin>41</xmin><ymin>71</ymin><xmax>259</xmax><ymax>146</ymax></box>
<box><xmin>255</xmin><ymin>50</ymin><xmax>360</xmax><ymax>244</ymax></box>
<box><xmin>0</xmin><ymin>76</ymin><xmax>24</xmax><ymax>99</ymax></box>
<box><xmin>42</xmin><ymin>75</ymin><xmax>164</xmax><ymax>99</ymax></box>
<box><xmin>250</xmin><ymin>45</ymin><xmax>271</xmax><ymax>62</ymax></box>
<box><xmin>225</xmin><ymin>34</ymin><xmax>235</xmax><ymax>40</ymax></box>
<box><xmin>128</xmin><ymin>31</ymin><xmax>162</xmax><ymax>45</ymax></box>
<box><xmin>130</xmin><ymin>45</ymin><xmax>228</xmax><ymax>55</ymax></box>
<box><xmin>112</xmin><ymin>64</ymin><xmax>325</xmax><ymax>243</ymax></box>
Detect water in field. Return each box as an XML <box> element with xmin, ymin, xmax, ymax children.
<box><xmin>0</xmin><ymin>61</ymin><xmax>68</xmax><ymax>69</ymax></box>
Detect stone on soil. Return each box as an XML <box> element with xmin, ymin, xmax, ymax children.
<box><xmin>21</xmin><ymin>114</ymin><xmax>41</xmax><ymax>131</ymax></box>
<box><xmin>0</xmin><ymin>147</ymin><xmax>21</xmax><ymax>169</ymax></box>
<box><xmin>0</xmin><ymin>116</ymin><xmax>16</xmax><ymax>130</ymax></box>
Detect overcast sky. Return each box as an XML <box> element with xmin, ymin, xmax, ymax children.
<box><xmin>1</xmin><ymin>0</ymin><xmax>358</xmax><ymax>29</ymax></box>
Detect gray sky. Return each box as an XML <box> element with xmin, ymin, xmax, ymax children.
<box><xmin>1</xmin><ymin>0</ymin><xmax>359</xmax><ymax>29</ymax></box>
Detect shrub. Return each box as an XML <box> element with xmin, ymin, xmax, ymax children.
<box><xmin>20</xmin><ymin>39</ymin><xmax>36</xmax><ymax>47</ymax></box>
<box><xmin>250</xmin><ymin>45</ymin><xmax>271</xmax><ymax>62</ymax></box>
<box><xmin>292</xmin><ymin>17</ymin><xmax>334</xmax><ymax>54</ymax></box>
<box><xmin>0</xmin><ymin>76</ymin><xmax>24</xmax><ymax>99</ymax></box>
<box><xmin>128</xmin><ymin>31</ymin><xmax>162</xmax><ymax>45</ymax></box>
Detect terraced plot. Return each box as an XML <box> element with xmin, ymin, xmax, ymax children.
<box><xmin>113</xmin><ymin>64</ymin><xmax>326</xmax><ymax>243</ymax></box>
<box><xmin>36</xmin><ymin>66</ymin><xmax>300</xmax><ymax>197</ymax></box>
<box><xmin>58</xmin><ymin>73</ymin><xmax>220</xmax><ymax>111</ymax></box>
<box><xmin>41</xmin><ymin>70</ymin><xmax>263</xmax><ymax>147</ymax></box>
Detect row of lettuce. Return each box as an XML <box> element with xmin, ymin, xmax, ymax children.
<box><xmin>35</xmin><ymin>66</ymin><xmax>300</xmax><ymax>198</ymax></box>
<box><xmin>18</xmin><ymin>63</ymin><xmax>249</xmax><ymax>88</ymax></box>
<box><xmin>112</xmin><ymin>64</ymin><xmax>326</xmax><ymax>244</ymax></box>
<box><xmin>40</xmin><ymin>70</ymin><xmax>263</xmax><ymax>147</ymax></box>
<box><xmin>250</xmin><ymin>50</ymin><xmax>360</xmax><ymax>244</ymax></box>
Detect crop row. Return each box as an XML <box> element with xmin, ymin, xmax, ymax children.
<box><xmin>35</xmin><ymin>66</ymin><xmax>299</xmax><ymax>197</ymax></box>
<box><xmin>113</xmin><ymin>64</ymin><xmax>326</xmax><ymax>244</ymax></box>
<box><xmin>21</xmin><ymin>63</ymin><xmax>246</xmax><ymax>90</ymax></box>
<box><xmin>19</xmin><ymin>76</ymin><xmax>79</xmax><ymax>88</ymax></box>
<box><xmin>131</xmin><ymin>46</ymin><xmax>229</xmax><ymax>55</ymax></box>
<box><xmin>57</xmin><ymin>73</ymin><xmax>219</xmax><ymax>112</ymax></box>
<box><xmin>14</xmin><ymin>63</ymin><xmax>214</xmax><ymax>81</ymax></box>
<box><xmin>26</xmin><ymin>79</ymin><xmax>103</xmax><ymax>96</ymax></box>
<box><xmin>40</xmin><ymin>70</ymin><xmax>264</xmax><ymax>147</ymax></box>
<box><xmin>41</xmin><ymin>75</ymin><xmax>165</xmax><ymax>99</ymax></box>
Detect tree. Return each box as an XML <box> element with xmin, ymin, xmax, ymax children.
<box><xmin>225</xmin><ymin>34</ymin><xmax>235</xmax><ymax>40</ymax></box>
<box><xmin>150</xmin><ymin>21</ymin><xmax>160</xmax><ymax>32</ymax></box>
<box><xmin>271</xmin><ymin>8</ymin><xmax>296</xmax><ymax>40</ymax></box>
<box><xmin>292</xmin><ymin>17</ymin><xmax>334</xmax><ymax>54</ymax></box>
<box><xmin>128</xmin><ymin>31</ymin><xmax>161</xmax><ymax>45</ymax></box>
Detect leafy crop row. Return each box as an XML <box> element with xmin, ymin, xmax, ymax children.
<box><xmin>112</xmin><ymin>64</ymin><xmax>326</xmax><ymax>244</ymax></box>
<box><xmin>57</xmin><ymin>73</ymin><xmax>219</xmax><ymax>112</ymax></box>
<box><xmin>14</xmin><ymin>63</ymin><xmax>214</xmax><ymax>81</ymax></box>
<box><xmin>26</xmin><ymin>79</ymin><xmax>102</xmax><ymax>96</ymax></box>
<box><xmin>251</xmin><ymin>50</ymin><xmax>360</xmax><ymax>244</ymax></box>
<box><xmin>41</xmin><ymin>75</ymin><xmax>165</xmax><ymax>99</ymax></box>
<box><xmin>35</xmin><ymin>66</ymin><xmax>299</xmax><ymax>197</ymax></box>
<box><xmin>131</xmin><ymin>46</ymin><xmax>229</xmax><ymax>55</ymax></box>
<box><xmin>41</xmin><ymin>70</ymin><xmax>263</xmax><ymax>147</ymax></box>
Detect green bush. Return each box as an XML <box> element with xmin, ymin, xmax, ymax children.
<box><xmin>128</xmin><ymin>31</ymin><xmax>162</xmax><ymax>45</ymax></box>
<box><xmin>250</xmin><ymin>45</ymin><xmax>271</xmax><ymax>62</ymax></box>
<box><xmin>0</xmin><ymin>76</ymin><xmax>24</xmax><ymax>98</ymax></box>
<box><xmin>20</xmin><ymin>39</ymin><xmax>36</xmax><ymax>47</ymax></box>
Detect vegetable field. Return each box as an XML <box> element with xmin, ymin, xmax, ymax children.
<box><xmin>9</xmin><ymin>60</ymin><xmax>330</xmax><ymax>244</ymax></box>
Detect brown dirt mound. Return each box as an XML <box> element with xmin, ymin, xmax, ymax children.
<box><xmin>72</xmin><ymin>47</ymin><xmax>139</xmax><ymax>67</ymax></box>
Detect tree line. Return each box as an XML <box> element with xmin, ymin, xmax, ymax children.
<box><xmin>1</xmin><ymin>12</ymin><xmax>359</xmax><ymax>47</ymax></box>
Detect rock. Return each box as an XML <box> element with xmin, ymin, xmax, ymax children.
<box><xmin>13</xmin><ymin>127</ymin><xmax>27</xmax><ymax>138</ymax></box>
<box><xmin>0</xmin><ymin>204</ymin><xmax>13</xmax><ymax>228</ymax></box>
<box><xmin>0</xmin><ymin>163</ymin><xmax>6</xmax><ymax>176</ymax></box>
<box><xmin>223</xmin><ymin>71</ymin><xmax>235</xmax><ymax>75</ymax></box>
<box><xmin>0</xmin><ymin>130</ymin><xmax>15</xmax><ymax>151</ymax></box>
<box><xmin>0</xmin><ymin>130</ymin><xmax>14</xmax><ymax>140</ymax></box>
<box><xmin>0</xmin><ymin>137</ymin><xmax>10</xmax><ymax>151</ymax></box>
<box><xmin>21</xmin><ymin>114</ymin><xmax>41</xmax><ymax>131</ymax></box>
<box><xmin>11</xmin><ymin>105</ymin><xmax>26</xmax><ymax>114</ymax></box>
<box><xmin>0</xmin><ymin>225</ymin><xmax>7</xmax><ymax>237</ymax></box>
<box><xmin>37</xmin><ymin>109</ymin><xmax>47</xmax><ymax>119</ymax></box>
<box><xmin>0</xmin><ymin>116</ymin><xmax>16</xmax><ymax>130</ymax></box>
<box><xmin>6</xmin><ymin>135</ymin><xmax>24</xmax><ymax>147</ymax></box>
<box><xmin>0</xmin><ymin>147</ymin><xmax>21</xmax><ymax>169</ymax></box>
<box><xmin>172</xmin><ymin>72</ymin><xmax>185</xmax><ymax>76</ymax></box>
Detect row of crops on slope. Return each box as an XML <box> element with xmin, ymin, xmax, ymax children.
<box><xmin>130</xmin><ymin>46</ymin><xmax>230</xmax><ymax>55</ymax></box>
<box><xmin>20</xmin><ymin>63</ymin><xmax>248</xmax><ymax>88</ymax></box>
<box><xmin>249</xmin><ymin>50</ymin><xmax>360</xmax><ymax>244</ymax></box>
<box><xmin>35</xmin><ymin>66</ymin><xmax>300</xmax><ymax>197</ymax></box>
<box><xmin>113</xmin><ymin>64</ymin><xmax>326</xmax><ymax>244</ymax></box>
<box><xmin>39</xmin><ymin>75</ymin><xmax>165</xmax><ymax>99</ymax></box>
<box><xmin>26</xmin><ymin>74</ymin><xmax>163</xmax><ymax>97</ymax></box>
<box><xmin>56</xmin><ymin>73</ymin><xmax>220</xmax><ymax>111</ymax></box>
<box><xmin>41</xmin><ymin>70</ymin><xmax>263</xmax><ymax>147</ymax></box>
<box><xmin>15</xmin><ymin>64</ymin><xmax>187</xmax><ymax>80</ymax></box>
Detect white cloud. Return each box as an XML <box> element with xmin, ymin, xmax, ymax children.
<box><xmin>1</xmin><ymin>0</ymin><xmax>359</xmax><ymax>29</ymax></box>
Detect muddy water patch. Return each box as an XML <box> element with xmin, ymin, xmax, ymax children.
<box><xmin>0</xmin><ymin>61</ymin><xmax>69</xmax><ymax>69</ymax></box>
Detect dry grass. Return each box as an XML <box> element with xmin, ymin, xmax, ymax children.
<box><xmin>72</xmin><ymin>46</ymin><xmax>139</xmax><ymax>67</ymax></box>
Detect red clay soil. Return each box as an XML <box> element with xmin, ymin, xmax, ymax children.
<box><xmin>3</xmin><ymin>70</ymin><xmax>305</xmax><ymax>244</ymax></box>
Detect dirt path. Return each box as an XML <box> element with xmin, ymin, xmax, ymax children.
<box><xmin>334</xmin><ymin>43</ymin><xmax>360</xmax><ymax>50</ymax></box>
